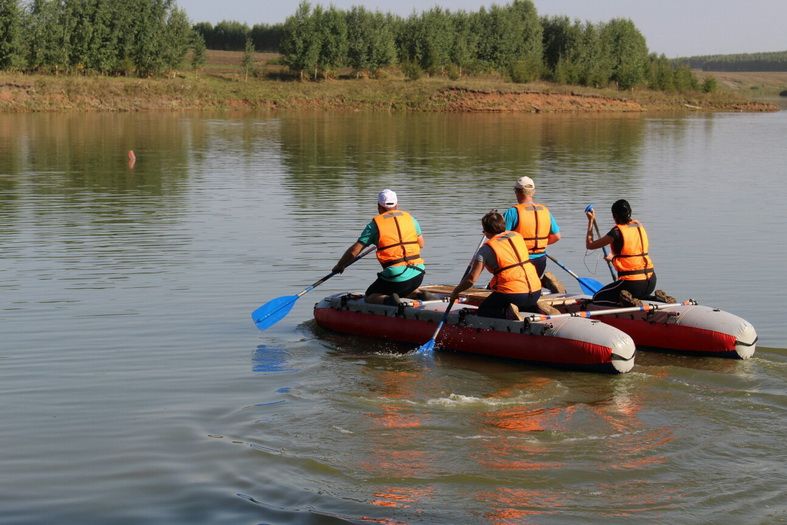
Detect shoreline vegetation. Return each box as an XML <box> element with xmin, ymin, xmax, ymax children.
<box><xmin>0</xmin><ymin>67</ymin><xmax>778</xmax><ymax>114</ymax></box>
<box><xmin>0</xmin><ymin>0</ymin><xmax>781</xmax><ymax>113</ymax></box>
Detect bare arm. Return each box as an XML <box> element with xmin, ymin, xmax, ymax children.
<box><xmin>450</xmin><ymin>260</ymin><xmax>485</xmax><ymax>302</ymax></box>
<box><xmin>332</xmin><ymin>241</ymin><xmax>365</xmax><ymax>274</ymax></box>
<box><xmin>585</xmin><ymin>211</ymin><xmax>612</xmax><ymax>251</ymax></box>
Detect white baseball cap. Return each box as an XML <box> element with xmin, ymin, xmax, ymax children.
<box><xmin>514</xmin><ymin>176</ymin><xmax>535</xmax><ymax>190</ymax></box>
<box><xmin>377</xmin><ymin>189</ymin><xmax>398</xmax><ymax>209</ymax></box>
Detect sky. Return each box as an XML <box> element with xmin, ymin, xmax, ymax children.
<box><xmin>178</xmin><ymin>0</ymin><xmax>786</xmax><ymax>58</ymax></box>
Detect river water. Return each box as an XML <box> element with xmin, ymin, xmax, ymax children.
<box><xmin>1</xmin><ymin>110</ymin><xmax>785</xmax><ymax>524</ymax></box>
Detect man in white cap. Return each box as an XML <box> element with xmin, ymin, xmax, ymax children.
<box><xmin>503</xmin><ymin>176</ymin><xmax>565</xmax><ymax>292</ymax></box>
<box><xmin>332</xmin><ymin>189</ymin><xmax>426</xmax><ymax>305</ymax></box>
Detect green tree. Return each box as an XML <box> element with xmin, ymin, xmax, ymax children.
<box><xmin>345</xmin><ymin>7</ymin><xmax>396</xmax><ymax>76</ymax></box>
<box><xmin>316</xmin><ymin>5</ymin><xmax>347</xmax><ymax>78</ymax></box>
<box><xmin>601</xmin><ymin>18</ymin><xmax>648</xmax><ymax>90</ymax></box>
<box><xmin>162</xmin><ymin>7</ymin><xmax>193</xmax><ymax>72</ymax></box>
<box><xmin>241</xmin><ymin>36</ymin><xmax>254</xmax><ymax>81</ymax></box>
<box><xmin>450</xmin><ymin>11</ymin><xmax>479</xmax><ymax>77</ymax></box>
<box><xmin>191</xmin><ymin>31</ymin><xmax>206</xmax><ymax>76</ymax></box>
<box><xmin>0</xmin><ymin>0</ymin><xmax>23</xmax><ymax>70</ymax></box>
<box><xmin>281</xmin><ymin>1</ymin><xmax>322</xmax><ymax>80</ymax></box>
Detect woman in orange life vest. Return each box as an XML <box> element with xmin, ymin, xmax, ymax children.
<box><xmin>585</xmin><ymin>199</ymin><xmax>656</xmax><ymax>306</ymax></box>
<box><xmin>450</xmin><ymin>211</ymin><xmax>541</xmax><ymax>319</ymax></box>
<box><xmin>332</xmin><ymin>189</ymin><xmax>425</xmax><ymax>306</ymax></box>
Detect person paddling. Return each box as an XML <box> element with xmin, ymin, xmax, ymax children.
<box><xmin>585</xmin><ymin>199</ymin><xmax>672</xmax><ymax>306</ymax></box>
<box><xmin>450</xmin><ymin>211</ymin><xmax>541</xmax><ymax>319</ymax></box>
<box><xmin>332</xmin><ymin>189</ymin><xmax>425</xmax><ymax>306</ymax></box>
<box><xmin>503</xmin><ymin>176</ymin><xmax>565</xmax><ymax>292</ymax></box>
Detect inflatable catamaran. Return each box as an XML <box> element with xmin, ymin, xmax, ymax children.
<box><xmin>314</xmin><ymin>291</ymin><xmax>637</xmax><ymax>373</ymax></box>
<box><xmin>313</xmin><ymin>285</ymin><xmax>756</xmax><ymax>371</ymax></box>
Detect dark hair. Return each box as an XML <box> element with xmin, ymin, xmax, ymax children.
<box><xmin>481</xmin><ymin>210</ymin><xmax>506</xmax><ymax>235</ymax></box>
<box><xmin>611</xmin><ymin>199</ymin><xmax>632</xmax><ymax>224</ymax></box>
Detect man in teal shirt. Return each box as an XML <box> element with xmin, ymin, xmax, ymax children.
<box><xmin>333</xmin><ymin>189</ymin><xmax>426</xmax><ymax>305</ymax></box>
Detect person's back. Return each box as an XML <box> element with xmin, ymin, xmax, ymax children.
<box><xmin>451</xmin><ymin>211</ymin><xmax>541</xmax><ymax>320</ymax></box>
<box><xmin>503</xmin><ymin>176</ymin><xmax>562</xmax><ymax>291</ymax></box>
<box><xmin>332</xmin><ymin>189</ymin><xmax>426</xmax><ymax>306</ymax></box>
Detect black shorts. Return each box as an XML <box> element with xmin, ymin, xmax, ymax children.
<box><xmin>365</xmin><ymin>272</ymin><xmax>424</xmax><ymax>298</ymax></box>
<box><xmin>592</xmin><ymin>274</ymin><xmax>657</xmax><ymax>306</ymax></box>
<box><xmin>477</xmin><ymin>290</ymin><xmax>542</xmax><ymax>319</ymax></box>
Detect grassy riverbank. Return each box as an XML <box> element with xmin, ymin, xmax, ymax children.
<box><xmin>0</xmin><ymin>51</ymin><xmax>779</xmax><ymax>113</ymax></box>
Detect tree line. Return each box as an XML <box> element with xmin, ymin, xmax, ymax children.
<box><xmin>676</xmin><ymin>51</ymin><xmax>787</xmax><ymax>72</ymax></box>
<box><xmin>254</xmin><ymin>0</ymin><xmax>706</xmax><ymax>91</ymax></box>
<box><xmin>0</xmin><ymin>0</ymin><xmax>198</xmax><ymax>76</ymax></box>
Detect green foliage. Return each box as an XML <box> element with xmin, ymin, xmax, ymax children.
<box><xmin>250</xmin><ymin>23</ymin><xmax>284</xmax><ymax>52</ymax></box>
<box><xmin>242</xmin><ymin>36</ymin><xmax>254</xmax><ymax>81</ymax></box>
<box><xmin>8</xmin><ymin>0</ymin><xmax>195</xmax><ymax>76</ymax></box>
<box><xmin>677</xmin><ymin>51</ymin><xmax>787</xmax><ymax>72</ymax></box>
<box><xmin>601</xmin><ymin>18</ymin><xmax>648</xmax><ymax>90</ymax></box>
<box><xmin>0</xmin><ymin>0</ymin><xmax>24</xmax><ymax>70</ymax></box>
<box><xmin>317</xmin><ymin>6</ymin><xmax>348</xmax><ymax>77</ymax></box>
<box><xmin>401</xmin><ymin>60</ymin><xmax>422</xmax><ymax>80</ymax></box>
<box><xmin>281</xmin><ymin>1</ymin><xmax>322</xmax><ymax>79</ymax></box>
<box><xmin>191</xmin><ymin>32</ymin><xmax>206</xmax><ymax>74</ymax></box>
<box><xmin>647</xmin><ymin>54</ymin><xmax>675</xmax><ymax>92</ymax></box>
<box><xmin>701</xmin><ymin>76</ymin><xmax>718</xmax><ymax>93</ymax></box>
<box><xmin>345</xmin><ymin>7</ymin><xmax>396</xmax><ymax>75</ymax></box>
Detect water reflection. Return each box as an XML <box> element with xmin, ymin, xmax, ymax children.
<box><xmin>251</xmin><ymin>344</ymin><xmax>294</xmax><ymax>373</ymax></box>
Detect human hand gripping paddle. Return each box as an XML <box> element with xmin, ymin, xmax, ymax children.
<box><xmin>251</xmin><ymin>245</ymin><xmax>376</xmax><ymax>330</ymax></box>
<box><xmin>545</xmin><ymin>254</ymin><xmax>603</xmax><ymax>295</ymax></box>
<box><xmin>416</xmin><ymin>236</ymin><xmax>487</xmax><ymax>355</ymax></box>
<box><xmin>585</xmin><ymin>204</ymin><xmax>617</xmax><ymax>281</ymax></box>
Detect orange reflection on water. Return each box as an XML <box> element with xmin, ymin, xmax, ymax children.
<box><xmin>477</xmin><ymin>487</ymin><xmax>564</xmax><ymax>525</ymax></box>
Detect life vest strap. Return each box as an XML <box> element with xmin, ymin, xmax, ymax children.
<box><xmin>381</xmin><ymin>252</ymin><xmax>422</xmax><ymax>268</ymax></box>
<box><xmin>377</xmin><ymin>240</ymin><xmax>419</xmax><ymax>251</ymax></box>
<box><xmin>493</xmin><ymin>259</ymin><xmax>533</xmax><ymax>275</ymax></box>
<box><xmin>617</xmin><ymin>267</ymin><xmax>654</xmax><ymax>277</ymax></box>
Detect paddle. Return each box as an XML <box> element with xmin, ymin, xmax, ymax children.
<box><xmin>546</xmin><ymin>254</ymin><xmax>603</xmax><ymax>295</ymax></box>
<box><xmin>523</xmin><ymin>300</ymin><xmax>692</xmax><ymax>322</ymax></box>
<box><xmin>251</xmin><ymin>245</ymin><xmax>376</xmax><ymax>330</ymax></box>
<box><xmin>585</xmin><ymin>204</ymin><xmax>617</xmax><ymax>281</ymax></box>
<box><xmin>416</xmin><ymin>236</ymin><xmax>486</xmax><ymax>355</ymax></box>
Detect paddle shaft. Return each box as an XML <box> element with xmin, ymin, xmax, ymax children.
<box><xmin>526</xmin><ymin>301</ymin><xmax>686</xmax><ymax>322</ymax></box>
<box><xmin>546</xmin><ymin>254</ymin><xmax>583</xmax><ymax>280</ymax></box>
<box><xmin>420</xmin><ymin>236</ymin><xmax>486</xmax><ymax>349</ymax></box>
<box><xmin>592</xmin><ymin>218</ymin><xmax>617</xmax><ymax>280</ymax></box>
<box><xmin>298</xmin><ymin>245</ymin><xmax>376</xmax><ymax>298</ymax></box>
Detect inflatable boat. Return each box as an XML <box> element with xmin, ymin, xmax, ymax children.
<box><xmin>418</xmin><ymin>286</ymin><xmax>757</xmax><ymax>359</ymax></box>
<box><xmin>313</xmin><ymin>292</ymin><xmax>636</xmax><ymax>373</ymax></box>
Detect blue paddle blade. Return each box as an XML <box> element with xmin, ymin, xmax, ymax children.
<box><xmin>251</xmin><ymin>295</ymin><xmax>299</xmax><ymax>330</ymax></box>
<box><xmin>416</xmin><ymin>338</ymin><xmax>436</xmax><ymax>355</ymax></box>
<box><xmin>578</xmin><ymin>277</ymin><xmax>603</xmax><ymax>295</ymax></box>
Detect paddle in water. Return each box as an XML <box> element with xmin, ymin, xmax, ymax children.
<box><xmin>251</xmin><ymin>245</ymin><xmax>376</xmax><ymax>330</ymax></box>
<box><xmin>545</xmin><ymin>254</ymin><xmax>603</xmax><ymax>295</ymax></box>
<box><xmin>416</xmin><ymin>236</ymin><xmax>486</xmax><ymax>355</ymax></box>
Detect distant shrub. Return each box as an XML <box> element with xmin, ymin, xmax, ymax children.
<box><xmin>780</xmin><ymin>89</ymin><xmax>787</xmax><ymax>97</ymax></box>
<box><xmin>446</xmin><ymin>64</ymin><xmax>461</xmax><ymax>80</ymax></box>
<box><xmin>701</xmin><ymin>76</ymin><xmax>718</xmax><ymax>93</ymax></box>
<box><xmin>401</xmin><ymin>61</ymin><xmax>422</xmax><ymax>81</ymax></box>
<box><xmin>509</xmin><ymin>58</ymin><xmax>540</xmax><ymax>84</ymax></box>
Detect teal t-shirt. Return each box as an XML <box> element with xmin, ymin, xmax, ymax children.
<box><xmin>503</xmin><ymin>205</ymin><xmax>560</xmax><ymax>259</ymax></box>
<box><xmin>359</xmin><ymin>216</ymin><xmax>425</xmax><ymax>282</ymax></box>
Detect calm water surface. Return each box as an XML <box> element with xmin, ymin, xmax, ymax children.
<box><xmin>1</xmin><ymin>110</ymin><xmax>785</xmax><ymax>524</ymax></box>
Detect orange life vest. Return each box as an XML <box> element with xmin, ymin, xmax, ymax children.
<box><xmin>486</xmin><ymin>231</ymin><xmax>541</xmax><ymax>294</ymax></box>
<box><xmin>612</xmin><ymin>220</ymin><xmax>654</xmax><ymax>281</ymax></box>
<box><xmin>513</xmin><ymin>203</ymin><xmax>552</xmax><ymax>254</ymax></box>
<box><xmin>373</xmin><ymin>210</ymin><xmax>424</xmax><ymax>269</ymax></box>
